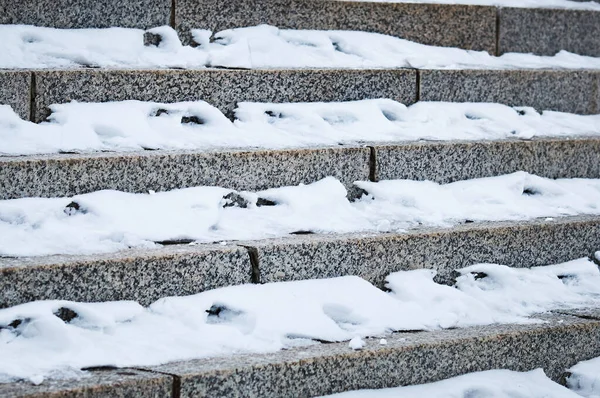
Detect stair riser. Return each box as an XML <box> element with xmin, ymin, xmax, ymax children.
<box><xmin>148</xmin><ymin>317</ymin><xmax>600</xmax><ymax>397</ymax></box>
<box><xmin>7</xmin><ymin>69</ymin><xmax>597</xmax><ymax>124</ymax></box>
<box><xmin>3</xmin><ymin>217</ymin><xmax>599</xmax><ymax>308</ymax></box>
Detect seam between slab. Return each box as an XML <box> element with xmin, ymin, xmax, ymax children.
<box><xmin>170</xmin><ymin>0</ymin><xmax>176</xmax><ymax>29</ymax></box>
<box><xmin>239</xmin><ymin>245</ymin><xmax>261</xmax><ymax>284</ymax></box>
<box><xmin>495</xmin><ymin>8</ymin><xmax>501</xmax><ymax>56</ymax></box>
<box><xmin>367</xmin><ymin>146</ymin><xmax>377</xmax><ymax>182</ymax></box>
<box><xmin>415</xmin><ymin>69</ymin><xmax>421</xmax><ymax>101</ymax></box>
<box><xmin>28</xmin><ymin>72</ymin><xmax>36</xmax><ymax>122</ymax></box>
<box><xmin>133</xmin><ymin>368</ymin><xmax>181</xmax><ymax>398</ymax></box>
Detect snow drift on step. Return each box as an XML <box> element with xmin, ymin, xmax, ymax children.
<box><xmin>567</xmin><ymin>356</ymin><xmax>600</xmax><ymax>398</ymax></box>
<box><xmin>321</xmin><ymin>369</ymin><xmax>583</xmax><ymax>398</ymax></box>
<box><xmin>1</xmin><ymin>172</ymin><xmax>600</xmax><ymax>257</ymax></box>
<box><xmin>1</xmin><ymin>257</ymin><xmax>599</xmax><ymax>384</ymax></box>
<box><xmin>3</xmin><ymin>100</ymin><xmax>600</xmax><ymax>156</ymax></box>
<box><xmin>2</xmin><ymin>24</ymin><xmax>600</xmax><ymax>69</ymax></box>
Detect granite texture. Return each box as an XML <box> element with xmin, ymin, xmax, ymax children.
<box><xmin>419</xmin><ymin>69</ymin><xmax>600</xmax><ymax>115</ymax></box>
<box><xmin>372</xmin><ymin>137</ymin><xmax>600</xmax><ymax>183</ymax></box>
<box><xmin>176</xmin><ymin>0</ymin><xmax>496</xmax><ymax>52</ymax></box>
<box><xmin>146</xmin><ymin>314</ymin><xmax>600</xmax><ymax>397</ymax></box>
<box><xmin>498</xmin><ymin>7</ymin><xmax>600</xmax><ymax>56</ymax></box>
<box><xmin>554</xmin><ymin>307</ymin><xmax>600</xmax><ymax>320</ymax></box>
<box><xmin>0</xmin><ymin>146</ymin><xmax>370</xmax><ymax>200</ymax></box>
<box><xmin>244</xmin><ymin>215</ymin><xmax>600</xmax><ymax>286</ymax></box>
<box><xmin>32</xmin><ymin>68</ymin><xmax>417</xmax><ymax>122</ymax></box>
<box><xmin>0</xmin><ymin>70</ymin><xmax>31</xmax><ymax>120</ymax></box>
<box><xmin>0</xmin><ymin>0</ymin><xmax>170</xmax><ymax>28</ymax></box>
<box><xmin>0</xmin><ymin>244</ymin><xmax>251</xmax><ymax>308</ymax></box>
<box><xmin>0</xmin><ymin>368</ymin><xmax>173</xmax><ymax>398</ymax></box>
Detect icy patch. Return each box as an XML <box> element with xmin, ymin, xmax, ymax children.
<box><xmin>321</xmin><ymin>369</ymin><xmax>582</xmax><ymax>397</ymax></box>
<box><xmin>2</xmin><ymin>173</ymin><xmax>600</xmax><ymax>257</ymax></box>
<box><xmin>1</xmin><ymin>258</ymin><xmax>600</xmax><ymax>383</ymax></box>
<box><xmin>3</xmin><ymin>24</ymin><xmax>600</xmax><ymax>70</ymax></box>
<box><xmin>2</xmin><ymin>100</ymin><xmax>600</xmax><ymax>156</ymax></box>
<box><xmin>567</xmin><ymin>357</ymin><xmax>600</xmax><ymax>398</ymax></box>
<box><xmin>343</xmin><ymin>0</ymin><xmax>600</xmax><ymax>11</ymax></box>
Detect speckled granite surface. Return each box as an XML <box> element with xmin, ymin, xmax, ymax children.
<box><xmin>0</xmin><ymin>244</ymin><xmax>251</xmax><ymax>308</ymax></box>
<box><xmin>146</xmin><ymin>314</ymin><xmax>600</xmax><ymax>397</ymax></box>
<box><xmin>0</xmin><ymin>70</ymin><xmax>31</xmax><ymax>120</ymax></box>
<box><xmin>176</xmin><ymin>0</ymin><xmax>496</xmax><ymax>52</ymax></box>
<box><xmin>244</xmin><ymin>215</ymin><xmax>600</xmax><ymax>286</ymax></box>
<box><xmin>32</xmin><ymin>68</ymin><xmax>417</xmax><ymax>122</ymax></box>
<box><xmin>0</xmin><ymin>368</ymin><xmax>173</xmax><ymax>398</ymax></box>
<box><xmin>419</xmin><ymin>69</ymin><xmax>600</xmax><ymax>115</ymax></box>
<box><xmin>0</xmin><ymin>0</ymin><xmax>170</xmax><ymax>28</ymax></box>
<box><xmin>498</xmin><ymin>7</ymin><xmax>600</xmax><ymax>57</ymax></box>
<box><xmin>372</xmin><ymin>136</ymin><xmax>600</xmax><ymax>183</ymax></box>
<box><xmin>0</xmin><ymin>146</ymin><xmax>370</xmax><ymax>200</ymax></box>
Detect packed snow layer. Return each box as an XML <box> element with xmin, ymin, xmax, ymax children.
<box><xmin>343</xmin><ymin>0</ymin><xmax>600</xmax><ymax>11</ymax></box>
<box><xmin>3</xmin><ymin>99</ymin><xmax>600</xmax><ymax>156</ymax></box>
<box><xmin>567</xmin><ymin>357</ymin><xmax>600</xmax><ymax>398</ymax></box>
<box><xmin>321</xmin><ymin>369</ymin><xmax>583</xmax><ymax>397</ymax></box>
<box><xmin>3</xmin><ymin>24</ymin><xmax>600</xmax><ymax>70</ymax></box>
<box><xmin>1</xmin><ymin>172</ymin><xmax>600</xmax><ymax>257</ymax></box>
<box><xmin>1</xmin><ymin>257</ymin><xmax>600</xmax><ymax>384</ymax></box>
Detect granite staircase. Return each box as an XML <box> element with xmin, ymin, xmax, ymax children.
<box><xmin>2</xmin><ymin>0</ymin><xmax>600</xmax><ymax>396</ymax></box>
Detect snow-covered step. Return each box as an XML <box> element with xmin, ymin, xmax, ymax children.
<box><xmin>14</xmin><ymin>68</ymin><xmax>598</xmax><ymax>123</ymax></box>
<box><xmin>3</xmin><ymin>137</ymin><xmax>599</xmax><ymax>200</ymax></box>
<box><xmin>3</xmin><ymin>215</ymin><xmax>599</xmax><ymax>308</ymax></box>
<box><xmin>2</xmin><ymin>313</ymin><xmax>598</xmax><ymax>397</ymax></box>
<box><xmin>177</xmin><ymin>1</ymin><xmax>600</xmax><ymax>56</ymax></box>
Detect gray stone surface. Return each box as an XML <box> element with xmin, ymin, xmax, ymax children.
<box><xmin>419</xmin><ymin>69</ymin><xmax>600</xmax><ymax>115</ymax></box>
<box><xmin>554</xmin><ymin>307</ymin><xmax>600</xmax><ymax>320</ymax></box>
<box><xmin>33</xmin><ymin>68</ymin><xmax>417</xmax><ymax>122</ymax></box>
<box><xmin>373</xmin><ymin>136</ymin><xmax>600</xmax><ymax>183</ymax></box>
<box><xmin>0</xmin><ymin>146</ymin><xmax>370</xmax><ymax>200</ymax></box>
<box><xmin>176</xmin><ymin>0</ymin><xmax>496</xmax><ymax>52</ymax></box>
<box><xmin>0</xmin><ymin>368</ymin><xmax>173</xmax><ymax>398</ymax></box>
<box><xmin>498</xmin><ymin>7</ymin><xmax>600</xmax><ymax>56</ymax></box>
<box><xmin>245</xmin><ymin>215</ymin><xmax>600</xmax><ymax>286</ymax></box>
<box><xmin>147</xmin><ymin>314</ymin><xmax>600</xmax><ymax>397</ymax></box>
<box><xmin>0</xmin><ymin>244</ymin><xmax>251</xmax><ymax>308</ymax></box>
<box><xmin>0</xmin><ymin>70</ymin><xmax>31</xmax><ymax>120</ymax></box>
<box><xmin>0</xmin><ymin>0</ymin><xmax>170</xmax><ymax>29</ymax></box>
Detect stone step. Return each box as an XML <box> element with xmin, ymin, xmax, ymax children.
<box><xmin>2</xmin><ymin>312</ymin><xmax>600</xmax><ymax>397</ymax></box>
<box><xmin>2</xmin><ymin>215</ymin><xmax>599</xmax><ymax>308</ymax></box>
<box><xmin>2</xmin><ymin>68</ymin><xmax>598</xmax><ymax>123</ymax></box>
<box><xmin>2</xmin><ymin>137</ymin><xmax>599</xmax><ymax>200</ymax></box>
<box><xmin>2</xmin><ymin>1</ymin><xmax>599</xmax><ymax>56</ymax></box>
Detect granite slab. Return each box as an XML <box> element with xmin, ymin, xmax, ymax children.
<box><xmin>0</xmin><ymin>146</ymin><xmax>370</xmax><ymax>200</ymax></box>
<box><xmin>244</xmin><ymin>215</ymin><xmax>600</xmax><ymax>286</ymax></box>
<box><xmin>0</xmin><ymin>70</ymin><xmax>31</xmax><ymax>120</ymax></box>
<box><xmin>0</xmin><ymin>0</ymin><xmax>170</xmax><ymax>29</ymax></box>
<box><xmin>32</xmin><ymin>68</ymin><xmax>417</xmax><ymax>122</ymax></box>
<box><xmin>498</xmin><ymin>7</ymin><xmax>600</xmax><ymax>56</ymax></box>
<box><xmin>175</xmin><ymin>0</ymin><xmax>496</xmax><ymax>52</ymax></box>
<box><xmin>0</xmin><ymin>368</ymin><xmax>173</xmax><ymax>398</ymax></box>
<box><xmin>0</xmin><ymin>244</ymin><xmax>251</xmax><ymax>308</ymax></box>
<box><xmin>372</xmin><ymin>137</ymin><xmax>600</xmax><ymax>183</ymax></box>
<box><xmin>419</xmin><ymin>69</ymin><xmax>599</xmax><ymax>115</ymax></box>
<box><xmin>146</xmin><ymin>314</ymin><xmax>600</xmax><ymax>397</ymax></box>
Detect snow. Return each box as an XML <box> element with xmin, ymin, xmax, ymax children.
<box><xmin>2</xmin><ymin>100</ymin><xmax>600</xmax><ymax>156</ymax></box>
<box><xmin>2</xmin><ymin>24</ymin><xmax>600</xmax><ymax>70</ymax></box>
<box><xmin>1</xmin><ymin>257</ymin><xmax>600</xmax><ymax>384</ymax></box>
<box><xmin>2</xmin><ymin>172</ymin><xmax>600</xmax><ymax>257</ymax></box>
<box><xmin>568</xmin><ymin>357</ymin><xmax>600</xmax><ymax>398</ymax></box>
<box><xmin>343</xmin><ymin>0</ymin><xmax>600</xmax><ymax>11</ymax></box>
<box><xmin>321</xmin><ymin>369</ymin><xmax>583</xmax><ymax>397</ymax></box>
